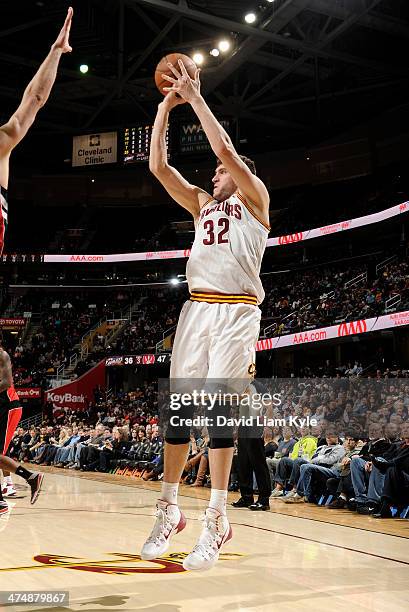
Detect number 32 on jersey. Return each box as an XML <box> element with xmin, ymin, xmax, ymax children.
<box><xmin>203</xmin><ymin>218</ymin><xmax>229</xmax><ymax>245</ymax></box>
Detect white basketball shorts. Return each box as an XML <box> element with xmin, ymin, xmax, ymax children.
<box><xmin>170</xmin><ymin>299</ymin><xmax>261</xmax><ymax>385</ymax></box>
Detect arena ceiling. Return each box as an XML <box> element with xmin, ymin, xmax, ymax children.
<box><xmin>1</xmin><ymin>0</ymin><xmax>409</xmax><ymax>150</ymax></box>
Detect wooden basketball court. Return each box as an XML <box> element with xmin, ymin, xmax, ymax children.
<box><xmin>1</xmin><ymin>467</ymin><xmax>408</xmax><ymax>612</ymax></box>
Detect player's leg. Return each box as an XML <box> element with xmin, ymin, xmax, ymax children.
<box><xmin>140</xmin><ymin>438</ymin><xmax>189</xmax><ymax>561</ymax></box>
<box><xmin>0</xmin><ymin>455</ymin><xmax>44</xmax><ymax>505</ymax></box>
<box><xmin>1</xmin><ymin>469</ymin><xmax>17</xmax><ymax>498</ymax></box>
<box><xmin>184</xmin><ymin>303</ymin><xmax>261</xmax><ymax>571</ymax></box>
<box><xmin>140</xmin><ymin>301</ymin><xmax>209</xmax><ymax>560</ymax></box>
<box><xmin>0</xmin><ymin>407</ymin><xmax>44</xmax><ymax>505</ymax></box>
<box><xmin>0</xmin><ymin>485</ymin><xmax>7</xmax><ymax>514</ymax></box>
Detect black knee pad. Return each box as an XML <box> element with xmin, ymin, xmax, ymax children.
<box><xmin>209</xmin><ymin>438</ymin><xmax>234</xmax><ymax>449</ymax></box>
<box><xmin>165</xmin><ymin>437</ymin><xmax>190</xmax><ymax>445</ymax></box>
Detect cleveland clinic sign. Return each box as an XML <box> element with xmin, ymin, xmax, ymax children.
<box><xmin>72</xmin><ymin>132</ymin><xmax>117</xmax><ymax>167</ymax></box>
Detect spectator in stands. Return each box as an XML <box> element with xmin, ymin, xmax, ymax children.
<box><xmin>67</xmin><ymin>426</ymin><xmax>103</xmax><ymax>470</ymax></box>
<box><xmin>266</xmin><ymin>427</ymin><xmax>295</xmax><ymax>485</ymax></box>
<box><xmin>36</xmin><ymin>427</ymin><xmax>72</xmax><ymax>465</ymax></box>
<box><xmin>372</xmin><ymin>422</ymin><xmax>409</xmax><ymax>518</ymax></box>
<box><xmin>19</xmin><ymin>427</ymin><xmax>40</xmax><ymax>462</ymax></box>
<box><xmin>284</xmin><ymin>432</ymin><xmax>345</xmax><ymax>503</ymax></box>
<box><xmin>8</xmin><ymin>427</ymin><xmax>30</xmax><ymax>460</ymax></box>
<box><xmin>87</xmin><ymin>427</ymin><xmax>131</xmax><ymax>472</ymax></box>
<box><xmin>80</xmin><ymin>426</ymin><xmax>111</xmax><ymax>470</ymax></box>
<box><xmin>327</xmin><ymin>435</ymin><xmax>362</xmax><ymax>509</ymax></box>
<box><xmin>270</xmin><ymin>427</ymin><xmax>318</xmax><ymax>498</ymax></box>
<box><xmin>54</xmin><ymin>426</ymin><xmax>82</xmax><ymax>467</ymax></box>
<box><xmin>66</xmin><ymin>428</ymin><xmax>91</xmax><ymax>468</ymax></box>
<box><xmin>30</xmin><ymin>426</ymin><xmax>53</xmax><ymax>462</ymax></box>
<box><xmin>350</xmin><ymin>423</ymin><xmax>395</xmax><ymax>514</ymax></box>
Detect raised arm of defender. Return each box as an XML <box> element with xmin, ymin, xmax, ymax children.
<box><xmin>149</xmin><ymin>92</ymin><xmax>212</xmax><ymax>219</ymax></box>
<box><xmin>162</xmin><ymin>60</ymin><xmax>270</xmax><ymax>226</ymax></box>
<box><xmin>0</xmin><ymin>7</ymin><xmax>73</xmax><ymax>186</ymax></box>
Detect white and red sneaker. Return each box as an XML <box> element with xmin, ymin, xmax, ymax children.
<box><xmin>0</xmin><ymin>501</ymin><xmax>9</xmax><ymax>516</ymax></box>
<box><xmin>2</xmin><ymin>486</ymin><xmax>17</xmax><ymax>498</ymax></box>
<box><xmin>183</xmin><ymin>507</ymin><xmax>232</xmax><ymax>571</ymax></box>
<box><xmin>140</xmin><ymin>500</ymin><xmax>186</xmax><ymax>561</ymax></box>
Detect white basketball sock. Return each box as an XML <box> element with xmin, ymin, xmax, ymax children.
<box><xmin>4</xmin><ymin>476</ymin><xmax>13</xmax><ymax>486</ymax></box>
<box><xmin>160</xmin><ymin>482</ymin><xmax>179</xmax><ymax>505</ymax></box>
<box><xmin>209</xmin><ymin>489</ymin><xmax>228</xmax><ymax>515</ymax></box>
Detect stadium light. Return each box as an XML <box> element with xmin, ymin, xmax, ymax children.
<box><xmin>170</xmin><ymin>278</ymin><xmax>180</xmax><ymax>285</ymax></box>
<box><xmin>193</xmin><ymin>52</ymin><xmax>204</xmax><ymax>65</ymax></box>
<box><xmin>210</xmin><ymin>48</ymin><xmax>220</xmax><ymax>57</ymax></box>
<box><xmin>244</xmin><ymin>12</ymin><xmax>257</xmax><ymax>24</ymax></box>
<box><xmin>266</xmin><ymin>0</ymin><xmax>276</xmax><ymax>3</ymax></box>
<box><xmin>79</xmin><ymin>64</ymin><xmax>89</xmax><ymax>74</ymax></box>
<box><xmin>218</xmin><ymin>39</ymin><xmax>231</xmax><ymax>52</ymax></box>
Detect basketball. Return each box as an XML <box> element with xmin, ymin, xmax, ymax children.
<box><xmin>154</xmin><ymin>53</ymin><xmax>197</xmax><ymax>98</ymax></box>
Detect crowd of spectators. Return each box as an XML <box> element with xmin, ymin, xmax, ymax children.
<box><xmin>262</xmin><ymin>259</ymin><xmax>409</xmax><ymax>335</ymax></box>
<box><xmin>3</xmin><ymin>254</ymin><xmax>408</xmax><ymax>389</ymax></box>
<box><xmin>34</xmin><ymin>254</ymin><xmax>409</xmax><ymax>372</ymax></box>
<box><xmin>9</xmin><ymin>292</ymin><xmax>132</xmax><ymax>387</ymax></box>
<box><xmin>269</xmin><ymin>165</ymin><xmax>409</xmax><ymax>236</ymax></box>
<box><xmin>8</xmin><ymin>374</ymin><xmax>409</xmax><ymax>519</ymax></box>
<box><xmin>89</xmin><ymin>289</ymin><xmax>183</xmax><ymax>359</ymax></box>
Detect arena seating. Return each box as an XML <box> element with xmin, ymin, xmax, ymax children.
<box><xmin>3</xmin><ymin>253</ymin><xmax>409</xmax><ymax>385</ymax></box>
<box><xmin>5</xmin><ymin>162</ymin><xmax>408</xmax><ymax>255</ymax></box>
<box><xmin>8</xmin><ymin>374</ymin><xmax>409</xmax><ymax>518</ymax></box>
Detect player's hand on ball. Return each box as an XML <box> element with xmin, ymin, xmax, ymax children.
<box><xmin>162</xmin><ymin>60</ymin><xmax>201</xmax><ymax>103</ymax></box>
<box><xmin>52</xmin><ymin>6</ymin><xmax>73</xmax><ymax>54</ymax></box>
<box><xmin>162</xmin><ymin>91</ymin><xmax>185</xmax><ymax>111</ymax></box>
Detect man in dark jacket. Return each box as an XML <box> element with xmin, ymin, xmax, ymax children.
<box><xmin>372</xmin><ymin>422</ymin><xmax>409</xmax><ymax>518</ymax></box>
<box><xmin>327</xmin><ymin>435</ymin><xmax>361</xmax><ymax>509</ymax></box>
<box><xmin>350</xmin><ymin>423</ymin><xmax>397</xmax><ymax>514</ymax></box>
<box><xmin>232</xmin><ymin>380</ymin><xmax>272</xmax><ymax>511</ymax></box>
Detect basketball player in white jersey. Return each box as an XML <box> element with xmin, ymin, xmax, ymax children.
<box><xmin>0</xmin><ymin>7</ymin><xmax>73</xmax><ymax>256</ymax></box>
<box><xmin>0</xmin><ymin>7</ymin><xmax>73</xmax><ymax>499</ymax></box>
<box><xmin>141</xmin><ymin>61</ymin><xmax>270</xmax><ymax>571</ymax></box>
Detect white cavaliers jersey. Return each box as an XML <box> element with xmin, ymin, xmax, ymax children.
<box><xmin>186</xmin><ymin>193</ymin><xmax>269</xmax><ymax>305</ymax></box>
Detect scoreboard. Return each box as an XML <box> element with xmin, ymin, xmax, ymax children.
<box><xmin>123</xmin><ymin>125</ymin><xmax>170</xmax><ymax>163</ymax></box>
<box><xmin>122</xmin><ymin>120</ymin><xmax>230</xmax><ymax>162</ymax></box>
<box><xmin>105</xmin><ymin>354</ymin><xmax>171</xmax><ymax>366</ymax></box>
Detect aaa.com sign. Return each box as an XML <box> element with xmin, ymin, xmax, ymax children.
<box><xmin>256</xmin><ymin>310</ymin><xmax>409</xmax><ymax>352</ymax></box>
<box><xmin>16</xmin><ymin>387</ymin><xmax>41</xmax><ymax>400</ymax></box>
<box><xmin>337</xmin><ymin>320</ymin><xmax>367</xmax><ymax>336</ymax></box>
<box><xmin>278</xmin><ymin>233</ymin><xmax>303</xmax><ymax>245</ymax></box>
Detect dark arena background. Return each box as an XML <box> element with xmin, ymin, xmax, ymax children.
<box><xmin>0</xmin><ymin>1</ymin><xmax>409</xmax><ymax>610</ymax></box>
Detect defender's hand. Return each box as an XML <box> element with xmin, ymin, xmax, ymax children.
<box><xmin>52</xmin><ymin>7</ymin><xmax>73</xmax><ymax>54</ymax></box>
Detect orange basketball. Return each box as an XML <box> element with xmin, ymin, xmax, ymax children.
<box><xmin>154</xmin><ymin>53</ymin><xmax>197</xmax><ymax>100</ymax></box>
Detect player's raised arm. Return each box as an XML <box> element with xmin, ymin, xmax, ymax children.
<box><xmin>149</xmin><ymin>91</ymin><xmax>211</xmax><ymax>219</ymax></box>
<box><xmin>0</xmin><ymin>7</ymin><xmax>73</xmax><ymax>162</ymax></box>
<box><xmin>163</xmin><ymin>60</ymin><xmax>269</xmax><ymax>222</ymax></box>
